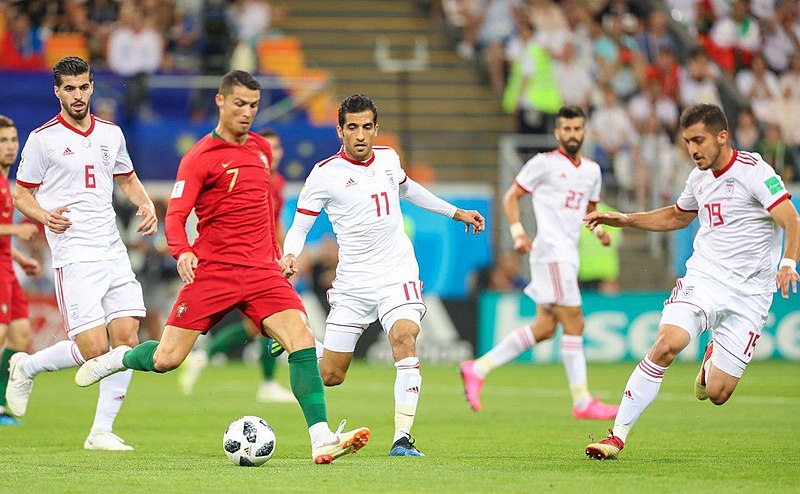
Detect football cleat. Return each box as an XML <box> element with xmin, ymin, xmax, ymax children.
<box><xmin>84</xmin><ymin>431</ymin><xmax>134</xmax><ymax>451</ymax></box>
<box><xmin>388</xmin><ymin>435</ymin><xmax>425</xmax><ymax>457</ymax></box>
<box><xmin>459</xmin><ymin>360</ymin><xmax>484</xmax><ymax>412</ymax></box>
<box><xmin>573</xmin><ymin>399</ymin><xmax>619</xmax><ymax>420</ymax></box>
<box><xmin>6</xmin><ymin>352</ymin><xmax>33</xmax><ymax>417</ymax></box>
<box><xmin>695</xmin><ymin>342</ymin><xmax>713</xmax><ymax>401</ymax></box>
<box><xmin>0</xmin><ymin>412</ymin><xmax>21</xmax><ymax>426</ymax></box>
<box><xmin>256</xmin><ymin>380</ymin><xmax>295</xmax><ymax>403</ymax></box>
<box><xmin>586</xmin><ymin>429</ymin><xmax>624</xmax><ymax>460</ymax></box>
<box><xmin>312</xmin><ymin>420</ymin><xmax>370</xmax><ymax>464</ymax></box>
<box><xmin>75</xmin><ymin>345</ymin><xmax>130</xmax><ymax>387</ymax></box>
<box><xmin>267</xmin><ymin>338</ymin><xmax>285</xmax><ymax>358</ymax></box>
<box><xmin>179</xmin><ymin>350</ymin><xmax>208</xmax><ymax>395</ymax></box>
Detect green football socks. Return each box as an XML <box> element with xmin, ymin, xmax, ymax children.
<box><xmin>288</xmin><ymin>348</ymin><xmax>327</xmax><ymax>427</ymax></box>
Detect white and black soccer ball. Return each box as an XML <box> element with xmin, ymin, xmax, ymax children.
<box><xmin>223</xmin><ymin>416</ymin><xmax>276</xmax><ymax>466</ymax></box>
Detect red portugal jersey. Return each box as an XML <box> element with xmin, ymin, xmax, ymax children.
<box><xmin>271</xmin><ymin>170</ymin><xmax>285</xmax><ymax>224</ymax></box>
<box><xmin>166</xmin><ymin>131</ymin><xmax>279</xmax><ymax>267</ymax></box>
<box><xmin>0</xmin><ymin>174</ymin><xmax>13</xmax><ymax>272</ymax></box>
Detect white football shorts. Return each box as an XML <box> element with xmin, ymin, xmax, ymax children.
<box><xmin>524</xmin><ymin>261</ymin><xmax>582</xmax><ymax>307</ymax></box>
<box><xmin>660</xmin><ymin>273</ymin><xmax>771</xmax><ymax>378</ymax></box>
<box><xmin>323</xmin><ymin>280</ymin><xmax>427</xmax><ymax>353</ymax></box>
<box><xmin>54</xmin><ymin>257</ymin><xmax>146</xmax><ymax>339</ymax></box>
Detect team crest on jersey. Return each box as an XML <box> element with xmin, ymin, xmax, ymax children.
<box><xmin>681</xmin><ymin>286</ymin><xmax>694</xmax><ymax>298</ymax></box>
<box><xmin>385</xmin><ymin>170</ymin><xmax>396</xmax><ymax>187</ymax></box>
<box><xmin>69</xmin><ymin>304</ymin><xmax>79</xmax><ymax>320</ymax></box>
<box><xmin>259</xmin><ymin>152</ymin><xmax>268</xmax><ymax>167</ymax></box>
<box><xmin>100</xmin><ymin>145</ymin><xmax>110</xmax><ymax>166</ymax></box>
<box><xmin>176</xmin><ymin>302</ymin><xmax>188</xmax><ymax>318</ymax></box>
<box><xmin>725</xmin><ymin>178</ymin><xmax>734</xmax><ymax>196</ymax></box>
<box><xmin>1</xmin><ymin>304</ymin><xmax>6</xmax><ymax>315</ymax></box>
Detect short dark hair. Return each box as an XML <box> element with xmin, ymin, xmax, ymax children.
<box><xmin>53</xmin><ymin>56</ymin><xmax>92</xmax><ymax>87</ymax></box>
<box><xmin>338</xmin><ymin>94</ymin><xmax>378</xmax><ymax>127</ymax></box>
<box><xmin>219</xmin><ymin>70</ymin><xmax>260</xmax><ymax>96</ymax></box>
<box><xmin>557</xmin><ymin>106</ymin><xmax>586</xmax><ymax>121</ymax></box>
<box><xmin>679</xmin><ymin>103</ymin><xmax>728</xmax><ymax>134</ymax></box>
<box><xmin>258</xmin><ymin>129</ymin><xmax>279</xmax><ymax>139</ymax></box>
<box><xmin>0</xmin><ymin>115</ymin><xmax>15</xmax><ymax>130</ymax></box>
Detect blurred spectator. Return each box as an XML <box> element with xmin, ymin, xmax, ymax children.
<box><xmin>526</xmin><ymin>0</ymin><xmax>569</xmax><ymax>57</ymax></box>
<box><xmin>664</xmin><ymin>0</ymin><xmax>699</xmax><ymax>36</ymax></box>
<box><xmin>502</xmin><ymin>21</ymin><xmax>561</xmax><ymax>133</ymax></box>
<box><xmin>593</xmin><ymin>13</ymin><xmax>645</xmax><ymax>100</ymax></box>
<box><xmin>577</xmin><ymin>202</ymin><xmax>620</xmax><ymax>294</ymax></box>
<box><xmin>646</xmin><ymin>47</ymin><xmax>681</xmax><ymax>101</ymax></box>
<box><xmin>779</xmin><ymin>52</ymin><xmax>800</xmax><ymax>101</ymax></box>
<box><xmin>229</xmin><ymin>0</ymin><xmax>286</xmax><ymax>72</ymax></box>
<box><xmin>107</xmin><ymin>4</ymin><xmax>164</xmax><ymax>122</ymax></box>
<box><xmin>86</xmin><ymin>0</ymin><xmax>119</xmax><ymax>65</ymax></box>
<box><xmin>708</xmin><ymin>0</ymin><xmax>760</xmax><ymax>72</ymax></box>
<box><xmin>638</xmin><ymin>114</ymin><xmax>676</xmax><ymax>209</ymax></box>
<box><xmin>165</xmin><ymin>0</ymin><xmax>203</xmax><ymax>73</ymax></box>
<box><xmin>457</xmin><ymin>0</ymin><xmax>521</xmax><ymax>93</ymax></box>
<box><xmin>733</xmin><ymin>108</ymin><xmax>761</xmax><ymax>152</ymax></box>
<box><xmin>761</xmin><ymin>2</ymin><xmax>800</xmax><ymax>73</ymax></box>
<box><xmin>635</xmin><ymin>9</ymin><xmax>677</xmax><ymax>64</ymax></box>
<box><xmin>469</xmin><ymin>251</ymin><xmax>526</xmax><ymax>294</ymax></box>
<box><xmin>0</xmin><ymin>11</ymin><xmax>45</xmax><ymax>70</ymax></box>
<box><xmin>758</xmin><ymin>123</ymin><xmax>797</xmax><ymax>183</ymax></box>
<box><xmin>627</xmin><ymin>77</ymin><xmax>679</xmax><ymax>134</ymax></box>
<box><xmin>736</xmin><ymin>54</ymin><xmax>780</xmax><ymax>123</ymax></box>
<box><xmin>554</xmin><ymin>41</ymin><xmax>593</xmax><ymax>110</ymax></box>
<box><xmin>679</xmin><ymin>48</ymin><xmax>721</xmax><ymax>108</ymax></box>
<box><xmin>589</xmin><ymin>87</ymin><xmax>640</xmax><ymax>186</ymax></box>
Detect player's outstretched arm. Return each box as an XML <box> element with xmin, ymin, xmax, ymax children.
<box><xmin>584</xmin><ymin>205</ymin><xmax>696</xmax><ymax>233</ymax></box>
<box><xmin>770</xmin><ymin>200</ymin><xmax>800</xmax><ymax>298</ymax></box>
<box><xmin>12</xmin><ymin>185</ymin><xmax>72</xmax><ymax>234</ymax></box>
<box><xmin>281</xmin><ymin>211</ymin><xmax>318</xmax><ymax>278</ymax></box>
<box><xmin>0</xmin><ymin>223</ymin><xmax>38</xmax><ymax>241</ymax></box>
<box><xmin>502</xmin><ymin>183</ymin><xmax>532</xmax><ymax>254</ymax></box>
<box><xmin>115</xmin><ymin>172</ymin><xmax>157</xmax><ymax>236</ymax></box>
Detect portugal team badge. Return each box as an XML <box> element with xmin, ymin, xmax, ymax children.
<box><xmin>176</xmin><ymin>302</ymin><xmax>188</xmax><ymax>318</ymax></box>
<box><xmin>259</xmin><ymin>152</ymin><xmax>268</xmax><ymax>167</ymax></box>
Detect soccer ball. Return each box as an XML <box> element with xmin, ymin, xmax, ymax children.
<box><xmin>223</xmin><ymin>416</ymin><xmax>276</xmax><ymax>466</ymax></box>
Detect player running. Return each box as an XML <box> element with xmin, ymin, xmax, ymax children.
<box><xmin>278</xmin><ymin>94</ymin><xmax>485</xmax><ymax>457</ymax></box>
<box><xmin>75</xmin><ymin>71</ymin><xmax>370</xmax><ymax>464</ymax></box>
<box><xmin>460</xmin><ymin>106</ymin><xmax>619</xmax><ymax>420</ymax></box>
<box><xmin>6</xmin><ymin>57</ymin><xmax>157</xmax><ymax>450</ymax></box>
<box><xmin>585</xmin><ymin>103</ymin><xmax>800</xmax><ymax>459</ymax></box>
<box><xmin>0</xmin><ymin>115</ymin><xmax>42</xmax><ymax>426</ymax></box>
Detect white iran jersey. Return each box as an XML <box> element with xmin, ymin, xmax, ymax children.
<box><xmin>677</xmin><ymin>150</ymin><xmax>788</xmax><ymax>293</ymax></box>
<box><xmin>297</xmin><ymin>146</ymin><xmax>418</xmax><ymax>291</ymax></box>
<box><xmin>515</xmin><ymin>149</ymin><xmax>602</xmax><ymax>267</ymax></box>
<box><xmin>17</xmin><ymin>115</ymin><xmax>133</xmax><ymax>268</ymax></box>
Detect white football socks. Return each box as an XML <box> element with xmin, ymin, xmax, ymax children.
<box><xmin>22</xmin><ymin>340</ymin><xmax>84</xmax><ymax>378</ymax></box>
<box><xmin>91</xmin><ymin>369</ymin><xmax>133</xmax><ymax>432</ymax></box>
<box><xmin>561</xmin><ymin>335</ymin><xmax>592</xmax><ymax>410</ymax></box>
<box><xmin>393</xmin><ymin>356</ymin><xmax>421</xmax><ymax>443</ymax></box>
<box><xmin>473</xmin><ymin>326</ymin><xmax>535</xmax><ymax>379</ymax></box>
<box><xmin>612</xmin><ymin>357</ymin><xmax>667</xmax><ymax>443</ymax></box>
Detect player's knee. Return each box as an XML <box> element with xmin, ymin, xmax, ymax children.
<box><xmin>709</xmin><ymin>390</ymin><xmax>732</xmax><ymax>406</ymax></box>
<box><xmin>649</xmin><ymin>335</ymin><xmax>682</xmax><ymax>365</ymax></box>
<box><xmin>114</xmin><ymin>334</ymin><xmax>139</xmax><ymax>350</ymax></box>
<box><xmin>389</xmin><ymin>331</ymin><xmax>417</xmax><ymax>358</ymax></box>
<box><xmin>321</xmin><ymin>368</ymin><xmax>345</xmax><ymax>387</ymax></box>
<box><xmin>534</xmin><ymin>319</ymin><xmax>558</xmax><ymax>341</ymax></box>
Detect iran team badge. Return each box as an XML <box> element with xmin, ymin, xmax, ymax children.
<box><xmin>385</xmin><ymin>170</ymin><xmax>396</xmax><ymax>187</ymax></box>
<box><xmin>725</xmin><ymin>178</ymin><xmax>734</xmax><ymax>196</ymax></box>
<box><xmin>681</xmin><ymin>286</ymin><xmax>694</xmax><ymax>298</ymax></box>
<box><xmin>100</xmin><ymin>145</ymin><xmax>110</xmax><ymax>166</ymax></box>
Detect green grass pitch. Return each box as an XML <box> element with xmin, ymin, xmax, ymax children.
<box><xmin>1</xmin><ymin>360</ymin><xmax>798</xmax><ymax>493</ymax></box>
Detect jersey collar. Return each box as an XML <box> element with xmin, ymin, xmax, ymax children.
<box><xmin>338</xmin><ymin>146</ymin><xmax>375</xmax><ymax>167</ymax></box>
<box><xmin>57</xmin><ymin>113</ymin><xmax>95</xmax><ymax>137</ymax></box>
<box><xmin>712</xmin><ymin>149</ymin><xmax>737</xmax><ymax>178</ymax></box>
<box><xmin>557</xmin><ymin>148</ymin><xmax>582</xmax><ymax>168</ymax></box>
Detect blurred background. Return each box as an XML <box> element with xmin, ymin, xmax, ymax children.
<box><xmin>1</xmin><ymin>0</ymin><xmax>799</xmax><ymax>364</ymax></box>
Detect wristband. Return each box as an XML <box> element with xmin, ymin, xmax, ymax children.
<box><xmin>509</xmin><ymin>222</ymin><xmax>526</xmax><ymax>238</ymax></box>
<box><xmin>779</xmin><ymin>258</ymin><xmax>796</xmax><ymax>271</ymax></box>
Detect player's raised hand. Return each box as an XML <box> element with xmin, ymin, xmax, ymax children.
<box><xmin>135</xmin><ymin>202</ymin><xmax>158</xmax><ymax>236</ymax></box>
<box><xmin>177</xmin><ymin>251</ymin><xmax>199</xmax><ymax>284</ymax></box>
<box><xmin>512</xmin><ymin>234</ymin><xmax>532</xmax><ymax>254</ymax></box>
<box><xmin>43</xmin><ymin>206</ymin><xmax>72</xmax><ymax>234</ymax></box>
<box><xmin>776</xmin><ymin>265</ymin><xmax>800</xmax><ymax>299</ymax></box>
<box><xmin>17</xmin><ymin>255</ymin><xmax>41</xmax><ymax>276</ymax></box>
<box><xmin>15</xmin><ymin>223</ymin><xmax>38</xmax><ymax>241</ymax></box>
<box><xmin>584</xmin><ymin>210</ymin><xmax>630</xmax><ymax>230</ymax></box>
<box><xmin>280</xmin><ymin>254</ymin><xmax>299</xmax><ymax>278</ymax></box>
<box><xmin>454</xmin><ymin>209</ymin><xmax>485</xmax><ymax>234</ymax></box>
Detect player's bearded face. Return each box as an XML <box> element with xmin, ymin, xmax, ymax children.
<box><xmin>555</xmin><ymin>117</ymin><xmax>585</xmax><ymax>156</ymax></box>
<box><xmin>682</xmin><ymin>123</ymin><xmax>724</xmax><ymax>171</ymax></box>
<box><xmin>338</xmin><ymin>110</ymin><xmax>378</xmax><ymax>162</ymax></box>
<box><xmin>0</xmin><ymin>128</ymin><xmax>19</xmax><ymax>168</ymax></box>
<box><xmin>218</xmin><ymin>85</ymin><xmax>260</xmax><ymax>137</ymax></box>
<box><xmin>55</xmin><ymin>74</ymin><xmax>93</xmax><ymax>121</ymax></box>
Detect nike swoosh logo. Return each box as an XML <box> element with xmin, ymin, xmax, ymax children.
<box><xmin>221</xmin><ymin>161</ymin><xmax>233</xmax><ymax>168</ymax></box>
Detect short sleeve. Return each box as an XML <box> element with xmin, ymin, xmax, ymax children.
<box><xmin>296</xmin><ymin>166</ymin><xmax>330</xmax><ymax>215</ymax></box>
<box><xmin>675</xmin><ymin>177</ymin><xmax>699</xmax><ymax>212</ymax></box>
<box><xmin>112</xmin><ymin>130</ymin><xmax>134</xmax><ymax>176</ymax></box>
<box><xmin>16</xmin><ymin>132</ymin><xmax>48</xmax><ymax>186</ymax></box>
<box><xmin>590</xmin><ymin>167</ymin><xmax>602</xmax><ymax>203</ymax></box>
<box><xmin>752</xmin><ymin>161</ymin><xmax>791</xmax><ymax>211</ymax></box>
<box><xmin>514</xmin><ymin>154</ymin><xmax>546</xmax><ymax>193</ymax></box>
